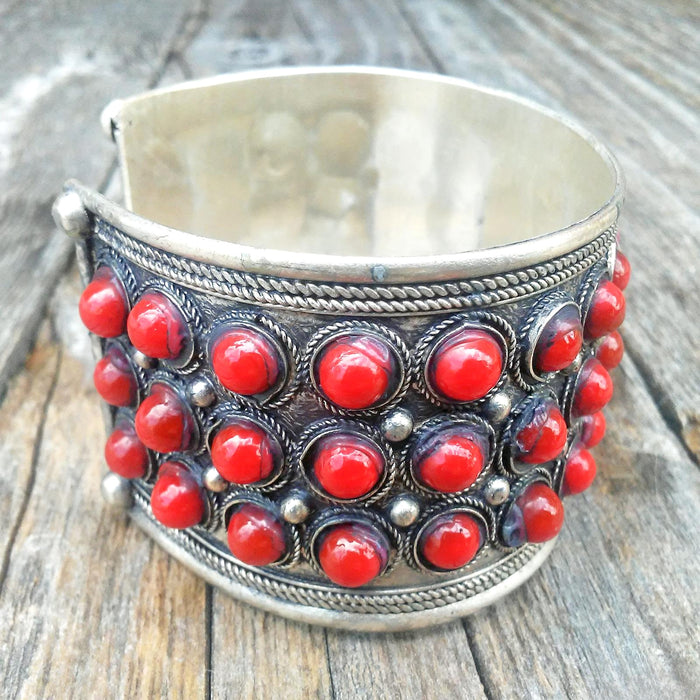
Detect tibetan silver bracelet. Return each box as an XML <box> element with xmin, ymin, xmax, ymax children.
<box><xmin>53</xmin><ymin>67</ymin><xmax>629</xmax><ymax>631</ymax></box>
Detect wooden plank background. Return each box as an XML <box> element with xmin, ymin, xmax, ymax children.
<box><xmin>1</xmin><ymin>1</ymin><xmax>698</xmax><ymax>698</ymax></box>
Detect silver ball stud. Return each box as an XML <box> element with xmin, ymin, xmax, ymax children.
<box><xmin>381</xmin><ymin>408</ymin><xmax>414</xmax><ymax>443</ymax></box>
<box><xmin>483</xmin><ymin>475</ymin><xmax>511</xmax><ymax>506</ymax></box>
<box><xmin>280</xmin><ymin>494</ymin><xmax>311</xmax><ymax>524</ymax></box>
<box><xmin>187</xmin><ymin>377</ymin><xmax>216</xmax><ymax>407</ymax></box>
<box><xmin>483</xmin><ymin>391</ymin><xmax>512</xmax><ymax>423</ymax></box>
<box><xmin>101</xmin><ymin>472</ymin><xmax>133</xmax><ymax>509</ymax></box>
<box><xmin>52</xmin><ymin>191</ymin><xmax>91</xmax><ymax>239</ymax></box>
<box><xmin>132</xmin><ymin>349</ymin><xmax>157</xmax><ymax>370</ymax></box>
<box><xmin>202</xmin><ymin>466</ymin><xmax>228</xmax><ymax>493</ymax></box>
<box><xmin>388</xmin><ymin>495</ymin><xmax>421</xmax><ymax>527</ymax></box>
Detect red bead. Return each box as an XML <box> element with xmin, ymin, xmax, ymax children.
<box><xmin>312</xmin><ymin>434</ymin><xmax>384</xmax><ymax>499</ymax></box>
<box><xmin>513</xmin><ymin>399</ymin><xmax>568</xmax><ymax>464</ymax></box>
<box><xmin>316</xmin><ymin>334</ymin><xmax>395</xmax><ymax>409</ymax></box>
<box><xmin>414</xmin><ymin>428</ymin><xmax>486</xmax><ymax>493</ymax></box>
<box><xmin>127</xmin><ymin>291</ymin><xmax>188</xmax><ymax>359</ymax></box>
<box><xmin>533</xmin><ymin>305</ymin><xmax>583</xmax><ymax>373</ymax></box>
<box><xmin>517</xmin><ymin>483</ymin><xmax>564</xmax><ymax>543</ymax></box>
<box><xmin>227</xmin><ymin>504</ymin><xmax>286</xmax><ymax>566</ymax></box>
<box><xmin>135</xmin><ymin>383</ymin><xmax>194</xmax><ymax>453</ymax></box>
<box><xmin>318</xmin><ymin>522</ymin><xmax>388</xmax><ymax>588</ymax></box>
<box><xmin>79</xmin><ymin>266</ymin><xmax>129</xmax><ymax>338</ymax></box>
<box><xmin>613</xmin><ymin>250</ymin><xmax>631</xmax><ymax>291</ymax></box>
<box><xmin>104</xmin><ymin>422</ymin><xmax>149</xmax><ymax>479</ymax></box>
<box><xmin>429</xmin><ymin>328</ymin><xmax>503</xmax><ymax>402</ymax></box>
<box><xmin>585</xmin><ymin>280</ymin><xmax>626</xmax><ymax>339</ymax></box>
<box><xmin>596</xmin><ymin>331</ymin><xmax>624</xmax><ymax>370</ymax></box>
<box><xmin>151</xmin><ymin>461</ymin><xmax>205</xmax><ymax>529</ymax></box>
<box><xmin>562</xmin><ymin>445</ymin><xmax>597</xmax><ymax>495</ymax></box>
<box><xmin>580</xmin><ymin>411</ymin><xmax>606</xmax><ymax>448</ymax></box>
<box><xmin>211</xmin><ymin>421</ymin><xmax>277</xmax><ymax>485</ymax></box>
<box><xmin>419</xmin><ymin>512</ymin><xmax>483</xmax><ymax>570</ymax></box>
<box><xmin>573</xmin><ymin>358</ymin><xmax>614</xmax><ymax>417</ymax></box>
<box><xmin>211</xmin><ymin>326</ymin><xmax>280</xmax><ymax>396</ymax></box>
<box><xmin>93</xmin><ymin>346</ymin><xmax>137</xmax><ymax>407</ymax></box>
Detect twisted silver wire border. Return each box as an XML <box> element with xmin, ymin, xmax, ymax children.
<box><xmin>132</xmin><ymin>485</ymin><xmax>542</xmax><ymax>614</ymax></box>
<box><xmin>95</xmin><ymin>220</ymin><xmax>616</xmax><ymax>316</ymax></box>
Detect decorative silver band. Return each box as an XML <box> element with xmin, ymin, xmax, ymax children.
<box><xmin>90</xmin><ymin>213</ymin><xmax>617</xmax><ymax>316</ymax></box>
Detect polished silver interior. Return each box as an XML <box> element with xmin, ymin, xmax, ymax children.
<box><xmin>116</xmin><ymin>69</ymin><xmax>617</xmax><ymax>257</ymax></box>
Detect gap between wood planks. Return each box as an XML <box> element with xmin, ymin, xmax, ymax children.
<box><xmin>0</xmin><ymin>342</ymin><xmax>61</xmax><ymax>596</ymax></box>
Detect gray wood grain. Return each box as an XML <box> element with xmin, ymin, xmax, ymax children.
<box><xmin>0</xmin><ymin>333</ymin><xmax>209</xmax><ymax>699</ymax></box>
<box><xmin>0</xmin><ymin>0</ymin><xmax>202</xmax><ymax>396</ymax></box>
<box><xmin>0</xmin><ymin>0</ymin><xmax>698</xmax><ymax>697</ymax></box>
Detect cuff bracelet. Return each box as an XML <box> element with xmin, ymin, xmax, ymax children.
<box><xmin>53</xmin><ymin>67</ymin><xmax>628</xmax><ymax>631</ymax></box>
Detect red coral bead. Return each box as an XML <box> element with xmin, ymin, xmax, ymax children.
<box><xmin>78</xmin><ymin>266</ymin><xmax>129</xmax><ymax>338</ymax></box>
<box><xmin>414</xmin><ymin>428</ymin><xmax>486</xmax><ymax>493</ymax></box>
<box><xmin>585</xmin><ymin>280</ymin><xmax>626</xmax><ymax>339</ymax></box>
<box><xmin>419</xmin><ymin>512</ymin><xmax>483</xmax><ymax>570</ymax></box>
<box><xmin>151</xmin><ymin>461</ymin><xmax>205</xmax><ymax>529</ymax></box>
<box><xmin>517</xmin><ymin>483</ymin><xmax>564</xmax><ymax>543</ymax></box>
<box><xmin>312</xmin><ymin>434</ymin><xmax>384</xmax><ymax>499</ymax></box>
<box><xmin>127</xmin><ymin>291</ymin><xmax>188</xmax><ymax>359</ymax></box>
<box><xmin>573</xmin><ymin>358</ymin><xmax>614</xmax><ymax>417</ymax></box>
<box><xmin>318</xmin><ymin>522</ymin><xmax>388</xmax><ymax>588</ymax></box>
<box><xmin>227</xmin><ymin>504</ymin><xmax>286</xmax><ymax>566</ymax></box>
<box><xmin>135</xmin><ymin>383</ymin><xmax>194</xmax><ymax>453</ymax></box>
<box><xmin>93</xmin><ymin>346</ymin><xmax>137</xmax><ymax>407</ymax></box>
<box><xmin>596</xmin><ymin>331</ymin><xmax>625</xmax><ymax>370</ymax></box>
<box><xmin>580</xmin><ymin>411</ymin><xmax>606</xmax><ymax>448</ymax></box>
<box><xmin>533</xmin><ymin>305</ymin><xmax>583</xmax><ymax>373</ymax></box>
<box><xmin>316</xmin><ymin>334</ymin><xmax>395</xmax><ymax>409</ymax></box>
<box><xmin>513</xmin><ymin>399</ymin><xmax>568</xmax><ymax>464</ymax></box>
<box><xmin>211</xmin><ymin>326</ymin><xmax>280</xmax><ymax>396</ymax></box>
<box><xmin>429</xmin><ymin>328</ymin><xmax>503</xmax><ymax>402</ymax></box>
<box><xmin>562</xmin><ymin>445</ymin><xmax>597</xmax><ymax>495</ymax></box>
<box><xmin>211</xmin><ymin>421</ymin><xmax>277</xmax><ymax>485</ymax></box>
<box><xmin>104</xmin><ymin>422</ymin><xmax>149</xmax><ymax>479</ymax></box>
<box><xmin>613</xmin><ymin>250</ymin><xmax>631</xmax><ymax>291</ymax></box>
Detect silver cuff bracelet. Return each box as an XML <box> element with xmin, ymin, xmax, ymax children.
<box><xmin>53</xmin><ymin>67</ymin><xmax>627</xmax><ymax>631</ymax></box>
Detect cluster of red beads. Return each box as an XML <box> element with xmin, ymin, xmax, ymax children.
<box><xmin>78</xmin><ymin>242</ymin><xmax>630</xmax><ymax>586</ymax></box>
<box><xmin>558</xmin><ymin>246</ymin><xmax>630</xmax><ymax>505</ymax></box>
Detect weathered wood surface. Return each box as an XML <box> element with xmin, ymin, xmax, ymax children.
<box><xmin>1</xmin><ymin>1</ymin><xmax>698</xmax><ymax>698</ymax></box>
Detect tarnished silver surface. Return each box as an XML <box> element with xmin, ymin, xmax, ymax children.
<box><xmin>58</xmin><ymin>67</ymin><xmax>623</xmax><ymax>630</ymax></box>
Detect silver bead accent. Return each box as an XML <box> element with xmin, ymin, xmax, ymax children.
<box><xmin>52</xmin><ymin>191</ymin><xmax>91</xmax><ymax>239</ymax></box>
<box><xmin>100</xmin><ymin>98</ymin><xmax>123</xmax><ymax>140</ymax></box>
<box><xmin>388</xmin><ymin>495</ymin><xmax>420</xmax><ymax>527</ymax></box>
<box><xmin>202</xmin><ymin>466</ymin><xmax>228</xmax><ymax>493</ymax></box>
<box><xmin>280</xmin><ymin>494</ymin><xmax>311</xmax><ymax>524</ymax></box>
<box><xmin>381</xmin><ymin>408</ymin><xmax>414</xmax><ymax>442</ymax></box>
<box><xmin>100</xmin><ymin>472</ymin><xmax>133</xmax><ymax>509</ymax></box>
<box><xmin>132</xmin><ymin>349</ymin><xmax>157</xmax><ymax>370</ymax></box>
<box><xmin>563</xmin><ymin>352</ymin><xmax>585</xmax><ymax>376</ymax></box>
<box><xmin>187</xmin><ymin>377</ymin><xmax>216</xmax><ymax>407</ymax></box>
<box><xmin>483</xmin><ymin>476</ymin><xmax>511</xmax><ymax>506</ymax></box>
<box><xmin>483</xmin><ymin>391</ymin><xmax>512</xmax><ymax>422</ymax></box>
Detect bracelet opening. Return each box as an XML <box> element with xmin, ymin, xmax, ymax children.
<box><xmin>113</xmin><ymin>68</ymin><xmax>618</xmax><ymax>260</ymax></box>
